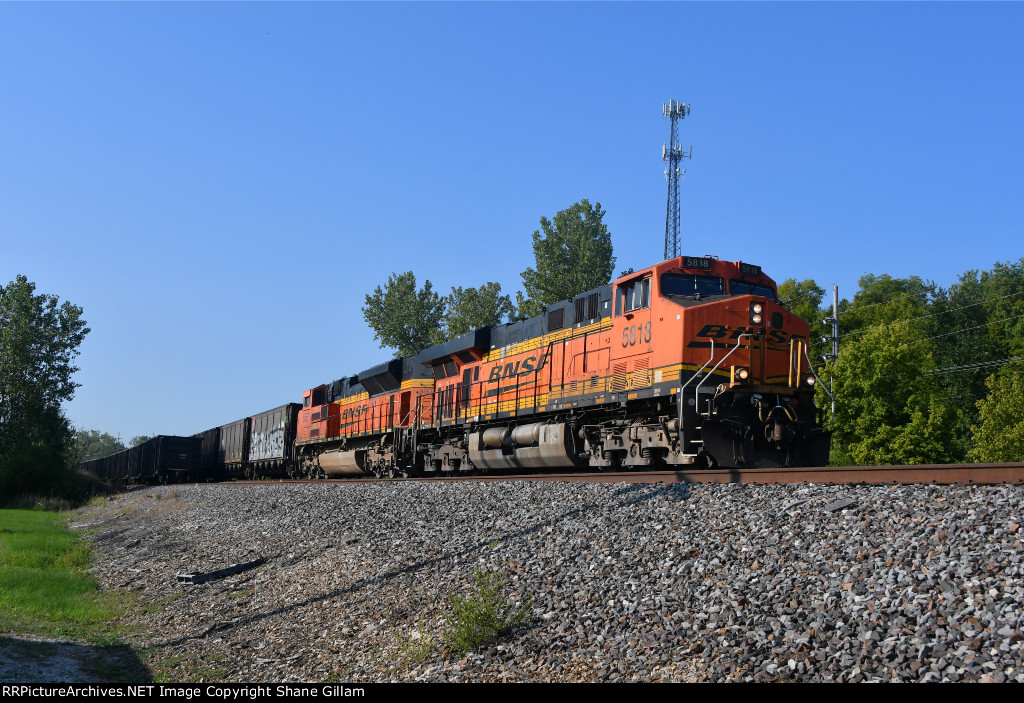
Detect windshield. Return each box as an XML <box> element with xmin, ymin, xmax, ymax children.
<box><xmin>661</xmin><ymin>273</ymin><xmax>726</xmax><ymax>298</ymax></box>
<box><xmin>729</xmin><ymin>279</ymin><xmax>776</xmax><ymax>300</ymax></box>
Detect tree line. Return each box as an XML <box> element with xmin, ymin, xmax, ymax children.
<box><xmin>780</xmin><ymin>260</ymin><xmax>1024</xmax><ymax>464</ymax></box>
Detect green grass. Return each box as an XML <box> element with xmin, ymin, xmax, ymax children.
<box><xmin>0</xmin><ymin>509</ymin><xmax>124</xmax><ymax>639</ymax></box>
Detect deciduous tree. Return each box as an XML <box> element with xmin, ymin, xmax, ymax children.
<box><xmin>72</xmin><ymin>429</ymin><xmax>127</xmax><ymax>464</ymax></box>
<box><xmin>516</xmin><ymin>200</ymin><xmax>615</xmax><ymax>319</ymax></box>
<box><xmin>822</xmin><ymin>325</ymin><xmax>954</xmax><ymax>466</ymax></box>
<box><xmin>440</xmin><ymin>283</ymin><xmax>514</xmax><ymax>342</ymax></box>
<box><xmin>362</xmin><ymin>271</ymin><xmax>445</xmax><ymax>358</ymax></box>
<box><xmin>778</xmin><ymin>279</ymin><xmax>825</xmax><ymax>326</ymax></box>
<box><xmin>837</xmin><ymin>274</ymin><xmax>934</xmax><ymax>338</ymax></box>
<box><xmin>777</xmin><ymin>278</ymin><xmax>827</xmax><ymax>363</ymax></box>
<box><xmin>0</xmin><ymin>275</ymin><xmax>89</xmax><ymax>495</ymax></box>
<box><xmin>969</xmin><ymin>367</ymin><xmax>1024</xmax><ymax>462</ymax></box>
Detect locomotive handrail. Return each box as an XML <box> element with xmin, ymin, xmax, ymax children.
<box><xmin>679</xmin><ymin>334</ymin><xmax>752</xmax><ymax>459</ymax></box>
<box><xmin>681</xmin><ymin>341</ymin><xmax>715</xmax><ymax>388</ymax></box>
<box><xmin>678</xmin><ymin>340</ymin><xmax>715</xmax><ymax>456</ymax></box>
<box><xmin>693</xmin><ymin>334</ymin><xmax>751</xmax><ymax>411</ymax></box>
<box><xmin>788</xmin><ymin>337</ymin><xmax>805</xmax><ymax>387</ymax></box>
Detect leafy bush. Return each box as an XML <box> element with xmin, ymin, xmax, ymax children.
<box><xmin>444</xmin><ymin>567</ymin><xmax>530</xmax><ymax>653</ymax></box>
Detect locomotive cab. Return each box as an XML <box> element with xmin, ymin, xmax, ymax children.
<box><xmin>647</xmin><ymin>256</ymin><xmax>828</xmax><ymax>468</ymax></box>
<box><xmin>598</xmin><ymin>256</ymin><xmax>829</xmax><ymax>469</ymax></box>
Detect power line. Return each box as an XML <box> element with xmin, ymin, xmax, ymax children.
<box><xmin>866</xmin><ymin>317</ymin><xmax>1023</xmax><ymax>383</ymax></box>
<box><xmin>924</xmin><ymin>356</ymin><xmax>1024</xmax><ymax>376</ymax></box>
<box><xmin>877</xmin><ymin>353</ymin><xmax>1024</xmax><ymax>384</ymax></box>
<box><xmin>838</xmin><ymin>290</ymin><xmax>1024</xmax><ymax>340</ymax></box>
<box><xmin>906</xmin><ymin>313</ymin><xmax>1023</xmax><ymax>346</ymax></box>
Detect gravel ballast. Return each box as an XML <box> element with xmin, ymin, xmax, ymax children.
<box><xmin>66</xmin><ymin>480</ymin><xmax>1024</xmax><ymax>682</ymax></box>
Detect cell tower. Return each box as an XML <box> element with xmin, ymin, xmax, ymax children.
<box><xmin>662</xmin><ymin>99</ymin><xmax>692</xmax><ymax>260</ymax></box>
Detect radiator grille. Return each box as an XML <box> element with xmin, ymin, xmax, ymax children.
<box><xmin>610</xmin><ymin>361</ymin><xmax>628</xmax><ymax>392</ymax></box>
<box><xmin>631</xmin><ymin>357</ymin><xmax>651</xmax><ymax>388</ymax></box>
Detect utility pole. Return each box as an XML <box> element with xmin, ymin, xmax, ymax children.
<box><xmin>662</xmin><ymin>100</ymin><xmax>692</xmax><ymax>260</ymax></box>
<box><xmin>821</xmin><ymin>284</ymin><xmax>839</xmax><ymax>419</ymax></box>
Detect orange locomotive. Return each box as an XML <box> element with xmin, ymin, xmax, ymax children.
<box><xmin>293</xmin><ymin>256</ymin><xmax>830</xmax><ymax>477</ymax></box>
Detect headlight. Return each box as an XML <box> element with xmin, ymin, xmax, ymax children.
<box><xmin>804</xmin><ymin>374</ymin><xmax>816</xmax><ymax>387</ymax></box>
<box><xmin>750</xmin><ymin>302</ymin><xmax>764</xmax><ymax>325</ymax></box>
<box><xmin>734</xmin><ymin>366</ymin><xmax>750</xmax><ymax>382</ymax></box>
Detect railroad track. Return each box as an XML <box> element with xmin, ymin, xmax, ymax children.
<box><xmin>211</xmin><ymin>462</ymin><xmax>1024</xmax><ymax>487</ymax></box>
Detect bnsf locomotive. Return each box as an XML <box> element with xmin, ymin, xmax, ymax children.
<box><xmin>81</xmin><ymin>256</ymin><xmax>831</xmax><ymax>483</ymax></box>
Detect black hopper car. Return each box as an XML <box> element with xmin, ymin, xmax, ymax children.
<box><xmin>82</xmin><ymin>403</ymin><xmax>301</xmax><ymax>483</ymax></box>
<box><xmin>80</xmin><ymin>435</ymin><xmax>202</xmax><ymax>484</ymax></box>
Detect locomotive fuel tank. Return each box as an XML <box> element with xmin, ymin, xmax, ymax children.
<box><xmin>468</xmin><ymin>422</ymin><xmax>582</xmax><ymax>470</ymax></box>
<box><xmin>318</xmin><ymin>450</ymin><xmax>364</xmax><ymax>476</ymax></box>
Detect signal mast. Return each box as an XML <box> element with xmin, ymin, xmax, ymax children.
<box><xmin>662</xmin><ymin>100</ymin><xmax>692</xmax><ymax>260</ymax></box>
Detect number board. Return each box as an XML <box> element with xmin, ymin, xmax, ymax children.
<box><xmin>682</xmin><ymin>256</ymin><xmax>714</xmax><ymax>269</ymax></box>
<box><xmin>739</xmin><ymin>262</ymin><xmax>762</xmax><ymax>275</ymax></box>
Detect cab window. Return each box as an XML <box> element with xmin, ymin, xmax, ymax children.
<box><xmin>729</xmin><ymin>280</ymin><xmax>776</xmax><ymax>300</ymax></box>
<box><xmin>660</xmin><ymin>273</ymin><xmax>726</xmax><ymax>299</ymax></box>
<box><xmin>617</xmin><ymin>277</ymin><xmax>650</xmax><ymax>315</ymax></box>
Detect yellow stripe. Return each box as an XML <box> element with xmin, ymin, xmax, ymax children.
<box><xmin>400</xmin><ymin>379</ymin><xmax>433</xmax><ymax>390</ymax></box>
<box><xmin>482</xmin><ymin>319</ymin><xmax>612</xmax><ymax>363</ymax></box>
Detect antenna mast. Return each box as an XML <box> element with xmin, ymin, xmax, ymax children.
<box><xmin>662</xmin><ymin>99</ymin><xmax>692</xmax><ymax>260</ymax></box>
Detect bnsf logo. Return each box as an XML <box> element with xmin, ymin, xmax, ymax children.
<box><xmin>486</xmin><ymin>352</ymin><xmax>551</xmax><ymax>382</ymax></box>
<box><xmin>342</xmin><ymin>405</ymin><xmax>367</xmax><ymax>420</ymax></box>
<box><xmin>691</xmin><ymin>324</ymin><xmax>802</xmax><ymax>347</ymax></box>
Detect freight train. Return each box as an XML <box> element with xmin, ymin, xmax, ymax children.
<box><xmin>81</xmin><ymin>256</ymin><xmax>831</xmax><ymax>483</ymax></box>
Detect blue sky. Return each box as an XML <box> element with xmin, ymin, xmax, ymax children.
<box><xmin>2</xmin><ymin>2</ymin><xmax>1021</xmax><ymax>441</ymax></box>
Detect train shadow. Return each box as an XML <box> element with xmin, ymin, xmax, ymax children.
<box><xmin>159</xmin><ymin>481</ymin><xmax>694</xmax><ymax>647</ymax></box>
<box><xmin>0</xmin><ymin>636</ymin><xmax>152</xmax><ymax>683</ymax></box>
